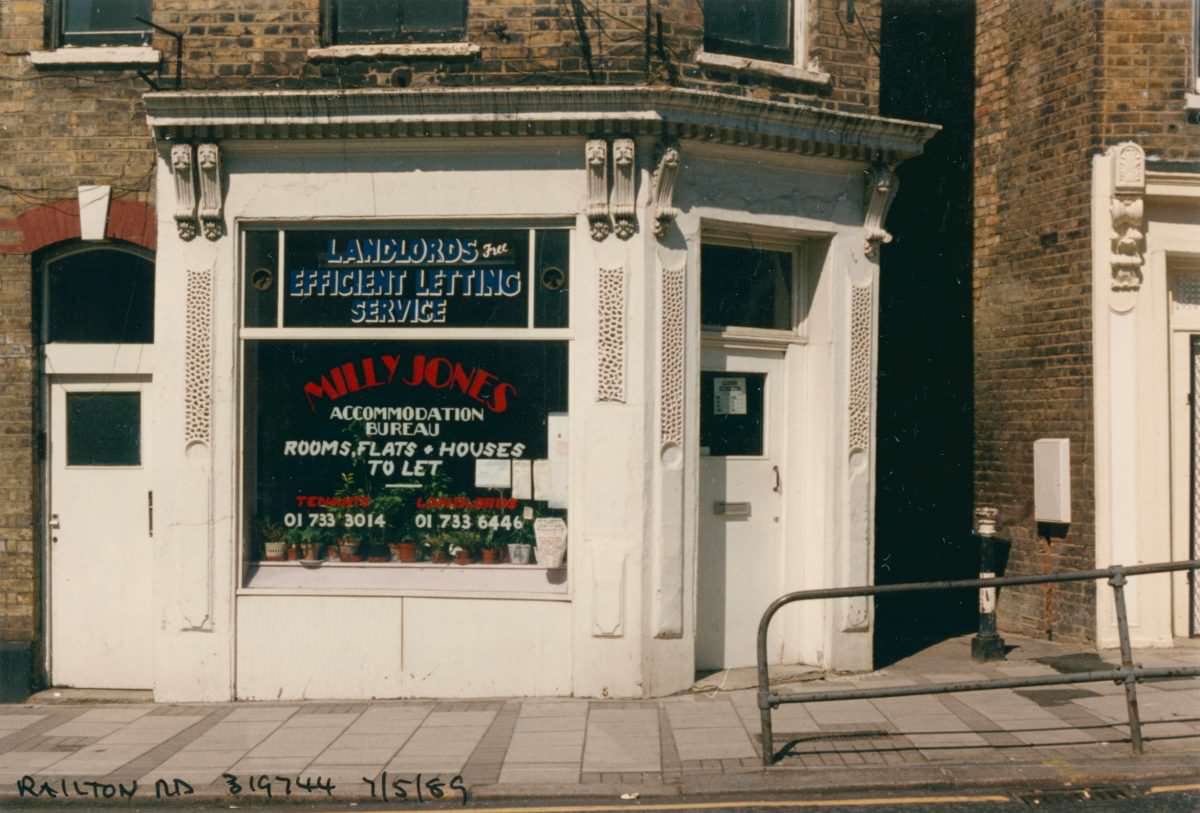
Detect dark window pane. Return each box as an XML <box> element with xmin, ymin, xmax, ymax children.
<box><xmin>701</xmin><ymin>244</ymin><xmax>792</xmax><ymax>330</ymax></box>
<box><xmin>244</xmin><ymin>230</ymin><xmax>279</xmax><ymax>328</ymax></box>
<box><xmin>47</xmin><ymin>250</ymin><xmax>154</xmax><ymax>343</ymax></box>
<box><xmin>703</xmin><ymin>0</ymin><xmax>792</xmax><ymax>62</ymax></box>
<box><xmin>63</xmin><ymin>0</ymin><xmax>151</xmax><ymax>44</ymax></box>
<box><xmin>335</xmin><ymin>0</ymin><xmax>466</xmax><ymax>44</ymax></box>
<box><xmin>700</xmin><ymin>372</ymin><xmax>765</xmax><ymax>456</ymax></box>
<box><xmin>534</xmin><ymin>229</ymin><xmax>569</xmax><ymax>328</ymax></box>
<box><xmin>67</xmin><ymin>392</ymin><xmax>140</xmax><ymax>466</ymax></box>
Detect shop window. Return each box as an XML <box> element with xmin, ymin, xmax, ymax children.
<box><xmin>66</xmin><ymin>392</ymin><xmax>141</xmax><ymax>466</ymax></box>
<box><xmin>703</xmin><ymin>0</ymin><xmax>793</xmax><ymax>64</ymax></box>
<box><xmin>701</xmin><ymin>243</ymin><xmax>794</xmax><ymax>332</ymax></box>
<box><xmin>53</xmin><ymin>0</ymin><xmax>152</xmax><ymax>47</ymax></box>
<box><xmin>241</xmin><ymin>227</ymin><xmax>571</xmax><ymax>588</ymax></box>
<box><xmin>324</xmin><ymin>0</ymin><xmax>467</xmax><ymax>45</ymax></box>
<box><xmin>44</xmin><ymin>248</ymin><xmax>154</xmax><ymax>343</ymax></box>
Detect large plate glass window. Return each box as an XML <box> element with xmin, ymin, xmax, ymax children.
<box><xmin>241</xmin><ymin>227</ymin><xmax>570</xmax><ymax>587</ymax></box>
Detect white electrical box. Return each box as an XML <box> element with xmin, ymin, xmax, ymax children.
<box><xmin>1033</xmin><ymin>438</ymin><xmax>1071</xmax><ymax>523</ymax></box>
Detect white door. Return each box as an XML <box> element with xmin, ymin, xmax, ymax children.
<box><xmin>48</xmin><ymin>379</ymin><xmax>153</xmax><ymax>688</ymax></box>
<box><xmin>696</xmin><ymin>349</ymin><xmax>786</xmax><ymax>670</ymax></box>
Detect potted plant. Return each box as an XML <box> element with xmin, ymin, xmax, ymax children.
<box><xmin>427</xmin><ymin>533</ymin><xmax>451</xmax><ymax>563</ymax></box>
<box><xmin>298</xmin><ymin>526</ymin><xmax>323</xmax><ymax>561</ymax></box>
<box><xmin>337</xmin><ymin>533</ymin><xmax>362</xmax><ymax>562</ymax></box>
<box><xmin>391</xmin><ymin>536</ymin><xmax>419</xmax><ymax>563</ymax></box>
<box><xmin>449</xmin><ymin>530</ymin><xmax>476</xmax><ymax>565</ymax></box>
<box><xmin>479</xmin><ymin>529</ymin><xmax>505</xmax><ymax>564</ymax></box>
<box><xmin>260</xmin><ymin>519</ymin><xmax>289</xmax><ymax>562</ymax></box>
<box><xmin>506</xmin><ymin>518</ymin><xmax>535</xmax><ymax>565</ymax></box>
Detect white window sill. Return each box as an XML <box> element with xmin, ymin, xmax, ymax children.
<box><xmin>696</xmin><ymin>49</ymin><xmax>831</xmax><ymax>86</ymax></box>
<box><xmin>307</xmin><ymin>42</ymin><xmax>480</xmax><ymax>61</ymax></box>
<box><xmin>29</xmin><ymin>46</ymin><xmax>160</xmax><ymax>67</ymax></box>
<box><xmin>244</xmin><ymin>560</ymin><xmax>568</xmax><ymax>595</ymax></box>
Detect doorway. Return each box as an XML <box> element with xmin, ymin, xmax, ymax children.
<box><xmin>39</xmin><ymin>246</ymin><xmax>155</xmax><ymax>687</ymax></box>
<box><xmin>694</xmin><ymin>239</ymin><xmax>800</xmax><ymax>671</ymax></box>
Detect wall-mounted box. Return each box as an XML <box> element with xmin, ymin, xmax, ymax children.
<box><xmin>1033</xmin><ymin>438</ymin><xmax>1071</xmax><ymax>524</ymax></box>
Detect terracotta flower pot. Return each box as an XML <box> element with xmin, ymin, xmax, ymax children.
<box><xmin>300</xmin><ymin>543</ymin><xmax>321</xmax><ymax>561</ymax></box>
<box><xmin>286</xmin><ymin>545</ymin><xmax>300</xmax><ymax>561</ymax></box>
<box><xmin>430</xmin><ymin>549</ymin><xmax>449</xmax><ymax>564</ymax></box>
<box><xmin>453</xmin><ymin>549</ymin><xmax>473</xmax><ymax>565</ymax></box>
<box><xmin>337</xmin><ymin>538</ymin><xmax>361</xmax><ymax>562</ymax></box>
<box><xmin>480</xmin><ymin>548</ymin><xmax>498</xmax><ymax>564</ymax></box>
<box><xmin>391</xmin><ymin>541</ymin><xmax>419</xmax><ymax>562</ymax></box>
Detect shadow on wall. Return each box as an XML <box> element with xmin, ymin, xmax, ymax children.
<box><xmin>874</xmin><ymin>0</ymin><xmax>977</xmax><ymax>667</ymax></box>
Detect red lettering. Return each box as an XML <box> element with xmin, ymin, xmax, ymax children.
<box><xmin>486</xmin><ymin>382</ymin><xmax>517</xmax><ymax>414</ymax></box>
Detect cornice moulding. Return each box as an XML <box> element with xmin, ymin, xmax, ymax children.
<box><xmin>143</xmin><ymin>86</ymin><xmax>939</xmax><ymax>162</ymax></box>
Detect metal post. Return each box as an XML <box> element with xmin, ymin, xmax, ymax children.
<box><xmin>1109</xmin><ymin>566</ymin><xmax>1144</xmax><ymax>755</ymax></box>
<box><xmin>971</xmin><ymin>507</ymin><xmax>1007</xmax><ymax>661</ymax></box>
<box><xmin>757</xmin><ymin>601</ymin><xmax>775</xmax><ymax>767</ymax></box>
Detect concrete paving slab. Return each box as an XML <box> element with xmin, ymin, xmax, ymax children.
<box><xmin>518</xmin><ymin>702</ymin><xmax>586</xmax><ymax>718</ymax></box>
<box><xmin>0</xmin><ymin>715</ymin><xmax>45</xmax><ymax>731</ymax></box>
<box><xmin>185</xmin><ymin>722</ymin><xmax>281</xmax><ymax>750</ymax></box>
<box><xmin>312</xmin><ymin>747</ymin><xmax>395</xmax><ymax>765</ymax></box>
<box><xmin>288</xmin><ymin>712</ymin><xmax>360</xmax><ymax>727</ymax></box>
<box><xmin>41</xmin><ymin>720</ymin><xmax>125</xmax><ymax>738</ymax></box>
<box><xmin>72</xmin><ymin>707</ymin><xmax>154</xmax><ymax>723</ymax></box>
<box><xmin>0</xmin><ymin>751</ymin><xmax>68</xmax><ymax>771</ymax></box>
<box><xmin>504</xmin><ymin>730</ymin><xmax>584</xmax><ymax>763</ymax></box>
<box><xmin>224</xmin><ymin>706</ymin><xmax>299</xmax><ymax>723</ymax></box>
<box><xmin>153</xmin><ymin>750</ymin><xmax>240</xmax><ymax>770</ymax></box>
<box><xmin>513</xmin><ymin>714</ymin><xmax>587</xmax><ymax>733</ymax></box>
<box><xmin>422</xmin><ymin>711</ymin><xmax>496</xmax><ymax>728</ymax></box>
<box><xmin>499</xmin><ymin>763</ymin><xmax>581</xmax><ymax>783</ymax></box>
<box><xmin>671</xmin><ymin>726</ymin><xmax>755</xmax><ymax>760</ymax></box>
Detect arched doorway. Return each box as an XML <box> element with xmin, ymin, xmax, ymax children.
<box><xmin>38</xmin><ymin>243</ymin><xmax>155</xmax><ymax>688</ymax></box>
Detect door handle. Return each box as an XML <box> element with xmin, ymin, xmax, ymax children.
<box><xmin>772</xmin><ymin>465</ymin><xmax>782</xmax><ymax>493</ymax></box>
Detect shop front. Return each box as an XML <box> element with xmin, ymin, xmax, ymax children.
<box><xmin>91</xmin><ymin>87</ymin><xmax>937</xmax><ymax>701</ymax></box>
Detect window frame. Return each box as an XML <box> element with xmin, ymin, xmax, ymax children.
<box><xmin>236</xmin><ymin>221</ymin><xmax>576</xmax><ymax>599</ymax></box>
<box><xmin>49</xmin><ymin>0</ymin><xmax>153</xmax><ymax>49</ymax></box>
<box><xmin>321</xmin><ymin>0</ymin><xmax>468</xmax><ymax>47</ymax></box>
<box><xmin>699</xmin><ymin>233</ymin><xmax>810</xmax><ymax>348</ymax></box>
<box><xmin>702</xmin><ymin>0</ymin><xmax>795</xmax><ymax>64</ymax></box>
<box><xmin>39</xmin><ymin>243</ymin><xmax>155</xmax><ymax>346</ymax></box>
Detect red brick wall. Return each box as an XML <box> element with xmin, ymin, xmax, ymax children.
<box><xmin>974</xmin><ymin>0</ymin><xmax>1200</xmax><ymax>644</ymax></box>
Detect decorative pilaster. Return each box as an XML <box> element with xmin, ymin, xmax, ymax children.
<box><xmin>596</xmin><ymin>267</ymin><xmax>626</xmax><ymax>403</ymax></box>
<box><xmin>586</xmin><ymin>139</ymin><xmax>611</xmax><ymax>241</ymax></box>
<box><xmin>197</xmin><ymin>143</ymin><xmax>223</xmax><ymax>241</ymax></box>
<box><xmin>611</xmin><ymin>138</ymin><xmax>637</xmax><ymax>240</ymax></box>
<box><xmin>170</xmin><ymin>144</ymin><xmax>197</xmax><ymax>241</ymax></box>
<box><xmin>659</xmin><ymin>263</ymin><xmax>686</xmax><ymax>454</ymax></box>
<box><xmin>185</xmin><ymin>268</ymin><xmax>213</xmax><ymax>448</ymax></box>
<box><xmin>863</xmin><ymin>162</ymin><xmax>898</xmax><ymax>258</ymax></box>
<box><xmin>1110</xmin><ymin>142</ymin><xmax>1146</xmax><ymax>292</ymax></box>
<box><xmin>650</xmin><ymin>142</ymin><xmax>681</xmax><ymax>239</ymax></box>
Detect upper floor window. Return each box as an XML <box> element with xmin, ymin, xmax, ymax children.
<box><xmin>324</xmin><ymin>0</ymin><xmax>467</xmax><ymax>45</ymax></box>
<box><xmin>703</xmin><ymin>0</ymin><xmax>794</xmax><ymax>64</ymax></box>
<box><xmin>54</xmin><ymin>0</ymin><xmax>151</xmax><ymax>47</ymax></box>
<box><xmin>42</xmin><ymin>247</ymin><xmax>154</xmax><ymax>344</ymax></box>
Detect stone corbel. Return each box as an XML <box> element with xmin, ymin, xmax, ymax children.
<box><xmin>196</xmin><ymin>143</ymin><xmax>224</xmax><ymax>241</ymax></box>
<box><xmin>586</xmin><ymin>139</ymin><xmax>611</xmax><ymax>241</ymax></box>
<box><xmin>170</xmin><ymin>144</ymin><xmax>197</xmax><ymax>241</ymax></box>
<box><xmin>611</xmin><ymin>138</ymin><xmax>637</xmax><ymax>240</ymax></box>
<box><xmin>650</xmin><ymin>142</ymin><xmax>681</xmax><ymax>239</ymax></box>
<box><xmin>863</xmin><ymin>162</ymin><xmax>898</xmax><ymax>258</ymax></box>
<box><xmin>1109</xmin><ymin>142</ymin><xmax>1145</xmax><ymax>292</ymax></box>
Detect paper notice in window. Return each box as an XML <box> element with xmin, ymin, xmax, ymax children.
<box><xmin>532</xmin><ymin>459</ymin><xmax>551</xmax><ymax>501</ymax></box>
<box><xmin>546</xmin><ymin>413</ymin><xmax>568</xmax><ymax>509</ymax></box>
<box><xmin>511</xmin><ymin>459</ymin><xmax>533</xmax><ymax>499</ymax></box>
<box><xmin>714</xmin><ymin>377</ymin><xmax>748</xmax><ymax>416</ymax></box>
<box><xmin>475</xmin><ymin>459</ymin><xmax>511</xmax><ymax>489</ymax></box>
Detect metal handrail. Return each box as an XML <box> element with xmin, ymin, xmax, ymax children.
<box><xmin>756</xmin><ymin>559</ymin><xmax>1200</xmax><ymax>766</ymax></box>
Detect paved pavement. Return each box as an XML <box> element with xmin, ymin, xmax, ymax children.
<box><xmin>1</xmin><ymin>634</ymin><xmax>1197</xmax><ymax>804</ymax></box>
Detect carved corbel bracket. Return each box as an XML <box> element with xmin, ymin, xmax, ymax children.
<box><xmin>1110</xmin><ymin>142</ymin><xmax>1145</xmax><ymax>292</ymax></box>
<box><xmin>651</xmin><ymin>142</ymin><xmax>681</xmax><ymax>239</ymax></box>
<box><xmin>611</xmin><ymin>138</ymin><xmax>637</xmax><ymax>240</ymax></box>
<box><xmin>197</xmin><ymin>143</ymin><xmax>224</xmax><ymax>241</ymax></box>
<box><xmin>586</xmin><ymin>139</ymin><xmax>611</xmax><ymax>241</ymax></box>
<box><xmin>863</xmin><ymin>162</ymin><xmax>898</xmax><ymax>258</ymax></box>
<box><xmin>170</xmin><ymin>144</ymin><xmax>197</xmax><ymax>241</ymax></box>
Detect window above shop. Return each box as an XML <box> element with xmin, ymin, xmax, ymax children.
<box><xmin>54</xmin><ymin>0</ymin><xmax>151</xmax><ymax>47</ymax></box>
<box><xmin>698</xmin><ymin>0</ymin><xmax>828</xmax><ymax>85</ymax></box>
<box><xmin>43</xmin><ymin>248</ymin><xmax>154</xmax><ymax>344</ymax></box>
<box><xmin>701</xmin><ymin>243</ymin><xmax>797</xmax><ymax>334</ymax></box>
<box><xmin>322</xmin><ymin>0</ymin><xmax>467</xmax><ymax>45</ymax></box>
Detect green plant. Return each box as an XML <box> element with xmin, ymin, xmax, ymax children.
<box><xmin>258</xmin><ymin>518</ymin><xmax>289</xmax><ymax>545</ymax></box>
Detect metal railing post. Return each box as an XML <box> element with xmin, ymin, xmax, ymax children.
<box><xmin>1108</xmin><ymin>566</ymin><xmax>1144</xmax><ymax>755</ymax></box>
<box><xmin>758</xmin><ymin>599</ymin><xmax>776</xmax><ymax>766</ymax></box>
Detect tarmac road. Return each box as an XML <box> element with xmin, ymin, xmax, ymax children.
<box><xmin>3</xmin><ymin>784</ymin><xmax>1199</xmax><ymax>812</ymax></box>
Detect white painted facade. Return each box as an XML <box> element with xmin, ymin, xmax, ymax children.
<box><xmin>1091</xmin><ymin>143</ymin><xmax>1200</xmax><ymax>648</ymax></box>
<box><xmin>45</xmin><ymin>88</ymin><xmax>938</xmax><ymax>701</ymax></box>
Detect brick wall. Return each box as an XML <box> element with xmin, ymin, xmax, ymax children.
<box><xmin>974</xmin><ymin>0</ymin><xmax>1200</xmax><ymax>644</ymax></box>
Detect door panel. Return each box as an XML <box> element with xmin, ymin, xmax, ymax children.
<box><xmin>696</xmin><ymin>350</ymin><xmax>785</xmax><ymax>670</ymax></box>
<box><xmin>49</xmin><ymin>379</ymin><xmax>153</xmax><ymax>688</ymax></box>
